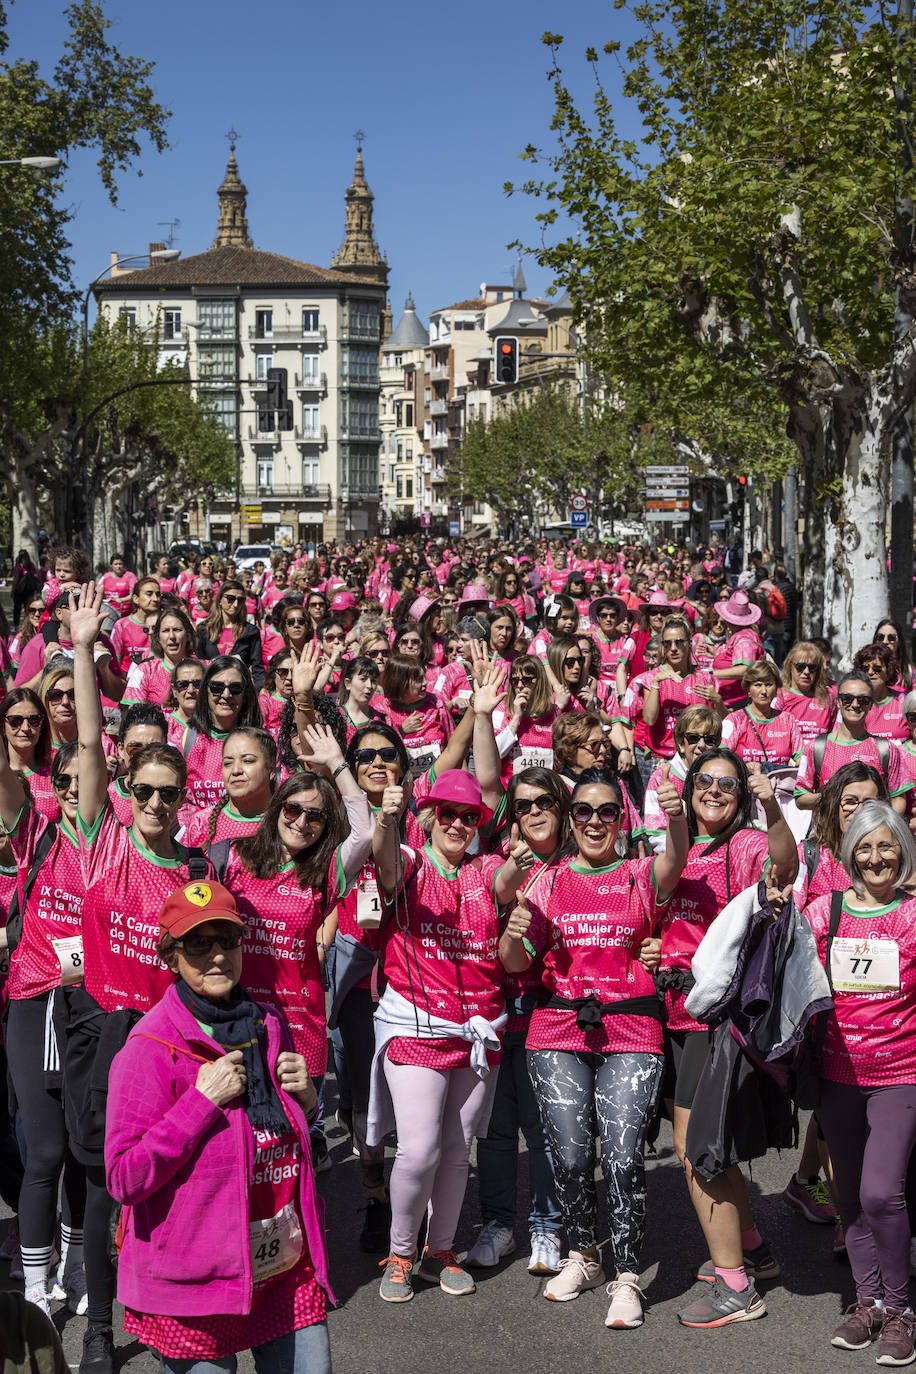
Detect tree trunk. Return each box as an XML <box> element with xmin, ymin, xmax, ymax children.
<box><xmin>11</xmin><ymin>463</ymin><xmax>38</xmax><ymax>561</ymax></box>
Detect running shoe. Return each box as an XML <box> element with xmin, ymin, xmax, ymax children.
<box><xmin>605</xmin><ymin>1272</ymin><xmax>645</xmax><ymax>1329</ymax></box>
<box><xmin>466</xmin><ymin>1221</ymin><xmax>516</xmax><ymax>1268</ymax></box>
<box><xmin>782</xmin><ymin>1175</ymin><xmax>837</xmax><ymax>1224</ymax></box>
<box><xmin>359</xmin><ymin>1196</ymin><xmax>391</xmax><ymax>1255</ymax></box>
<box><xmin>378</xmin><ymin>1253</ymin><xmax>415</xmax><ymax>1303</ymax></box>
<box><xmin>49</xmin><ymin>1260</ymin><xmax>88</xmax><ymax>1314</ymax></box>
<box><xmin>528</xmin><ymin>1231</ymin><xmax>562</xmax><ymax>1275</ymax></box>
<box><xmin>695</xmin><ymin>1242</ymin><xmax>780</xmax><ymax>1283</ymax></box>
<box><xmin>79</xmin><ymin>1325</ymin><xmax>115</xmax><ymax>1374</ymax></box>
<box><xmin>416</xmin><ymin>1247</ymin><xmax>476</xmax><ymax>1295</ymax></box>
<box><xmin>876</xmin><ymin>1307</ymin><xmax>916</xmax><ymax>1366</ymax></box>
<box><xmin>831</xmin><ymin>1297</ymin><xmax>882</xmax><ymax>1350</ymax></box>
<box><xmin>543</xmin><ymin>1250</ymin><xmax>605</xmax><ymax>1302</ymax></box>
<box><xmin>678</xmin><ymin>1276</ymin><xmax>766</xmax><ymax>1327</ymax></box>
<box><xmin>23</xmin><ymin>1285</ymin><xmax>51</xmax><ymax>1319</ymax></box>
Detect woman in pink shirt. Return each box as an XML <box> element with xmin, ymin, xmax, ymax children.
<box><xmin>182</xmin><ymin>658</ymin><xmax>263</xmax><ymax>809</ymax></box>
<box><xmin>258</xmin><ymin>651</ymin><xmax>294</xmax><ymax>737</ymax></box>
<box><xmin>98</xmin><ymin>555</ymin><xmax>136</xmax><ymax>618</ymax></box>
<box><xmin>109</xmin><ymin>577</ymin><xmax>162</xmax><ymax>674</ymax></box>
<box><xmin>0</xmin><ymin>689</ymin><xmax>58</xmax><ymax>820</ymax></box>
<box><xmin>710</xmin><ymin>591</ymin><xmax>764</xmax><ymax>711</ymax></box>
<box><xmin>123</xmin><ymin>605</ymin><xmax>196</xmax><ymax>708</ymax></box>
<box><xmin>493</xmin><ymin>658</ymin><xmax>564</xmax><ymax>784</ymax></box>
<box><xmin>641</xmin><ymin>615</ymin><xmax>720</xmax><ymax>761</ymax></box>
<box><xmin>777</xmin><ymin>640</ymin><xmax>836</xmax><ymax>743</ymax></box>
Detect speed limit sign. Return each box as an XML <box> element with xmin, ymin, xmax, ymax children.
<box><xmin>570</xmin><ymin>493</ymin><xmax>588</xmax><ymax>513</ymax></box>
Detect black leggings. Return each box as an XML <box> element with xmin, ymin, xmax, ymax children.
<box><xmin>6</xmin><ymin>994</ymin><xmax>85</xmax><ymax>1253</ymax></box>
<box><xmin>527</xmin><ymin>1048</ymin><xmax>662</xmax><ymax>1272</ymax></box>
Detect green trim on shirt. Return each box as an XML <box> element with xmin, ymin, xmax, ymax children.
<box><xmin>0</xmin><ymin>803</ymin><xmax>26</xmax><ymax>839</ymax></box>
<box><xmin>569</xmin><ymin>857</ymin><xmax>624</xmax><ymax>875</ymax></box>
<box><xmin>128</xmin><ymin>827</ymin><xmax>187</xmax><ymax>869</ymax></box>
<box><xmin>842</xmin><ymin>893</ymin><xmax>905</xmax><ymax>918</ymax></box>
<box><xmin>77</xmin><ymin>807</ymin><xmax>106</xmax><ymax>843</ymax></box>
<box><xmin>424</xmin><ymin>841</ymin><xmax>458</xmax><ymax>880</ymax></box>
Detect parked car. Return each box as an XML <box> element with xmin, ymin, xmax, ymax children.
<box><xmin>231</xmin><ymin>543</ymin><xmax>274</xmax><ymax>571</ymax></box>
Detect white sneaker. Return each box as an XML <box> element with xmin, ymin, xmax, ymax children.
<box><xmin>543</xmin><ymin>1250</ymin><xmax>605</xmax><ymax>1302</ymax></box>
<box><xmin>465</xmin><ymin>1221</ymin><xmax>516</xmax><ymax>1268</ymax></box>
<box><xmin>528</xmin><ymin>1231</ymin><xmax>562</xmax><ymax>1274</ymax></box>
<box><xmin>49</xmin><ymin>1261</ymin><xmax>88</xmax><ymax>1315</ymax></box>
<box><xmin>24</xmin><ymin>1285</ymin><xmax>51</xmax><ymax>1319</ymax></box>
<box><xmin>605</xmin><ymin>1272</ymin><xmax>645</xmax><ymax>1328</ymax></box>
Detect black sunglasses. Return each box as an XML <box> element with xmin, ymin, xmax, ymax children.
<box><xmin>514</xmin><ymin>794</ymin><xmax>559</xmax><ymax>818</ymax></box>
<box><xmin>281</xmin><ymin>802</ymin><xmax>326</xmax><ymax>825</ymax></box>
<box><xmin>209</xmin><ymin>681</ymin><xmax>245</xmax><ymax>698</ymax></box>
<box><xmin>130</xmin><ymin>782</ymin><xmax>182</xmax><ymax>805</ymax></box>
<box><xmin>47</xmin><ymin>688</ymin><xmax>75</xmax><ymax>704</ymax></box>
<box><xmin>838</xmin><ymin>693</ymin><xmax>872</xmax><ymax>709</ymax></box>
<box><xmin>353</xmin><ymin>746</ymin><xmax>400</xmax><ymax>765</ymax></box>
<box><xmin>52</xmin><ymin>773</ymin><xmax>78</xmax><ymax>793</ymax></box>
<box><xmin>174</xmin><ymin>677</ymin><xmax>202</xmax><ymax>692</ymax></box>
<box><xmin>683</xmin><ymin>731</ymin><xmax>720</xmax><ymax>746</ymax></box>
<box><xmin>571</xmin><ymin>801</ymin><xmax>621</xmax><ymax>825</ymax></box>
<box><xmin>6</xmin><ymin>713</ymin><xmax>41</xmax><ymax>731</ymax></box>
<box><xmin>175</xmin><ymin>930</ymin><xmax>244</xmax><ymax>955</ymax></box>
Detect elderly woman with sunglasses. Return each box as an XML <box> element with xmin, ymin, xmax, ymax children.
<box><xmin>0</xmin><ymin>733</ymin><xmax>87</xmax><ymax>1319</ymax></box>
<box><xmin>0</xmin><ymin>689</ymin><xmax>57</xmax><ymax>820</ymax></box>
<box><xmin>105</xmin><ymin>880</ymin><xmax>333</xmax><ymax>1374</ymax></box>
<box><xmin>641</xmin><ymin>615</ymin><xmax>721</xmax><ymax>762</ymax></box>
<box><xmin>853</xmin><ymin>642</ymin><xmax>909</xmax><ymax>743</ymax></box>
<box><xmin>180</xmin><ymin>657</ymin><xmax>263</xmax><ymax>810</ymax></box>
<box><xmin>794</xmin><ymin>674</ymin><xmax>912</xmax><ymax>815</ymax></box>
<box><xmin>368</xmin><ymin>766</ymin><xmax>535</xmax><ymax>1303</ymax></box>
<box><xmin>65</xmin><ymin>583</ymin><xmax>221</xmax><ymax>1373</ymax></box>
<box><xmin>464</xmin><ymin>769</ymin><xmax>569</xmax><ymax>1279</ymax></box>
<box><xmin>652</xmin><ymin>748</ymin><xmax>797</xmax><ymax>1329</ymax></box>
<box><xmin>196</xmin><ymin>579</ymin><xmax>265</xmax><ymax>690</ymax></box>
<box><xmin>163</xmin><ymin>658</ymin><xmax>204</xmax><ymax>747</ymax></box>
<box><xmin>800</xmin><ymin>802</ymin><xmax>916</xmax><ymax>1363</ymax></box>
<box><xmin>502</xmin><ymin>766</ymin><xmax>688</xmax><ymax>1328</ymax></box>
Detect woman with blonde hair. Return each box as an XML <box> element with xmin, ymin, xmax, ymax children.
<box><xmin>492</xmin><ymin>657</ymin><xmax>566</xmax><ymax>784</ymax></box>
<box><xmin>777</xmin><ymin>640</ymin><xmax>835</xmax><ymax>742</ymax></box>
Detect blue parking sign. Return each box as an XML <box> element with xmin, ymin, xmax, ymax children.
<box><xmin>570</xmin><ymin>510</ymin><xmax>588</xmax><ymax>527</ymax></box>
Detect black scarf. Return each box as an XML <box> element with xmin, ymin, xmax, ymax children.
<box><xmin>176</xmin><ymin>979</ymin><xmax>290</xmax><ymax>1134</ymax></box>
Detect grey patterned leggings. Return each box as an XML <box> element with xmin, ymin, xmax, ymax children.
<box><xmin>527</xmin><ymin>1049</ymin><xmax>663</xmax><ymax>1271</ymax></box>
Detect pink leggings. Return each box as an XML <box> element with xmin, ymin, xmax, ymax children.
<box><xmin>382</xmin><ymin>1056</ymin><xmax>497</xmax><ymax>1256</ymax></box>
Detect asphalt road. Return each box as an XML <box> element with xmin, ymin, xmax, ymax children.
<box><xmin>0</xmin><ymin>1104</ymin><xmax>876</xmax><ymax>1374</ymax></box>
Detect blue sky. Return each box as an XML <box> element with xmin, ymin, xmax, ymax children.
<box><xmin>8</xmin><ymin>0</ymin><xmax>639</xmax><ymax>330</ymax></box>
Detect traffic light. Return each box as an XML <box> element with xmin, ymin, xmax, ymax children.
<box><xmin>737</xmin><ymin>475</ymin><xmax>747</xmax><ymax>486</ymax></box>
<box><xmin>494</xmin><ymin>336</ymin><xmax>518</xmax><ymax>385</ymax></box>
<box><xmin>264</xmin><ymin>367</ymin><xmax>293</xmax><ymax>430</ymax></box>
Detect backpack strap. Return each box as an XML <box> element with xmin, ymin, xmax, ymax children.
<box><xmin>877</xmin><ymin>736</ymin><xmax>890</xmax><ymax>778</ymax></box>
<box><xmin>7</xmin><ymin>821</ymin><xmax>59</xmax><ymax>956</ymax></box>
<box><xmin>812</xmin><ymin>733</ymin><xmax>829</xmax><ymax>792</ymax></box>
<box><xmin>185</xmin><ymin>846</ymin><xmax>210</xmax><ymax>882</ymax></box>
<box><xmin>803</xmin><ymin>835</ymin><xmax>819</xmax><ymax>880</ymax></box>
<box><xmin>206</xmin><ymin>837</ymin><xmax>232</xmax><ymax>883</ymax></box>
<box><xmin>823</xmin><ymin>887</ymin><xmax>844</xmax><ymax>994</ymax></box>
<box><xmin>179</xmin><ymin>726</ymin><xmax>198</xmax><ymax>761</ymax></box>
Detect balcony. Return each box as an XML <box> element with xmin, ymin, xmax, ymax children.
<box><xmin>142</xmin><ymin>325</ymin><xmax>191</xmax><ymax>344</ymax></box>
<box><xmin>248</xmin><ymin>324</ymin><xmax>327</xmax><ymax>344</ymax></box>
<box><xmin>430</xmin><ymin>364</ymin><xmax>449</xmax><ymax>381</ymax></box>
<box><xmin>430</xmin><ymin>434</ymin><xmax>448</xmax><ymax>451</ymax></box>
<box><xmin>294</xmin><ymin>372</ymin><xmax>327</xmax><ymax>393</ymax></box>
<box><xmin>297</xmin><ymin>425</ymin><xmax>328</xmax><ymax>447</ymax></box>
<box><xmin>431</xmin><ymin>467</ymin><xmax>447</xmax><ymax>484</ymax></box>
<box><xmin>249</xmin><ymin>483</ymin><xmax>332</xmax><ymax>503</ymax></box>
<box><xmin>429</xmin><ymin>398</ymin><xmax>448</xmax><ymax>416</ymax></box>
<box><xmin>247</xmin><ymin>424</ymin><xmax>327</xmax><ymax>446</ymax></box>
<box><xmin>340</xmin><ymin>426</ymin><xmax>382</xmax><ymax>442</ymax></box>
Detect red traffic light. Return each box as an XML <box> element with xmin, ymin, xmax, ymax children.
<box><xmin>500</xmin><ymin>343</ymin><xmax>512</xmax><ymax>354</ymax></box>
<box><xmin>737</xmin><ymin>475</ymin><xmax>747</xmax><ymax>485</ymax></box>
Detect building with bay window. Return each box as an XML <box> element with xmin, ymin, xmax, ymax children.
<box><xmin>94</xmin><ymin>141</ymin><xmax>389</xmax><ymax>546</ymax></box>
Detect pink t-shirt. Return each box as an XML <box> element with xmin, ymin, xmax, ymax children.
<box><xmin>258</xmin><ymin>691</ymin><xmax>287</xmax><ymax>737</ymax></box>
<box><xmin>794</xmin><ymin>734</ymin><xmax>912</xmax><ymax>799</ymax></box>
<box><xmin>222</xmin><ymin>848</ymin><xmax>345</xmax><ymax>1076</ymax></box>
<box><xmin>866</xmin><ymin>697</ymin><xmax>908</xmax><ymax>742</ymax></box>
<box><xmin>713</xmin><ymin>630</ymin><xmax>763</xmax><ymax>707</ymax></box>
<box><xmin>692</xmin><ymin>633</ymin><xmax>726</xmax><ymax>673</ymax></box>
<box><xmin>658</xmin><ymin>829</ymin><xmax>770</xmax><ymax>1030</ymax></box>
<box><xmin>7</xmin><ymin>808</ymin><xmax>84</xmax><ymax>1000</ymax></box>
<box><xmin>493</xmin><ymin>706</ymin><xmax>560</xmax><ymax>785</ymax></box>
<box><xmin>642</xmin><ymin>756</ymin><xmax>688</xmax><ymax>851</ymax></box>
<box><xmin>110</xmin><ymin>615</ymin><xmax>152</xmax><ymax>675</ymax></box>
<box><xmin>721</xmin><ymin>707</ymin><xmax>803</xmax><ymax>766</ymax></box>
<box><xmin>78</xmin><ymin>806</ymin><xmax>215</xmax><ymax>1014</ymax></box>
<box><xmin>775</xmin><ymin>689</ymin><xmax>836</xmax><ymax>743</ymax></box>
<box><xmin>525</xmin><ymin>856</ymin><xmax>664</xmax><ymax>1055</ymax></box>
<box><xmin>374</xmin><ymin>693</ymin><xmax>454</xmax><ymax>777</ymax></box>
<box><xmin>22</xmin><ymin>766</ymin><xmax>60</xmax><ymax>822</ymax></box>
<box><xmin>184</xmin><ymin>730</ymin><xmax>231</xmax><ymax>809</ymax></box>
<box><xmin>99</xmin><ymin>572</ymin><xmax>137</xmax><ymax>616</ymax></box>
<box><xmin>178</xmin><ymin>803</ymin><xmax>264</xmax><ymax>850</ymax></box>
<box><xmin>807</xmin><ymin>890</ymin><xmax>916</xmax><ymax>1086</ymax></box>
<box><xmin>595</xmin><ymin>634</ymin><xmax>635</xmax><ymax>684</ymax></box>
<box><xmin>645</xmin><ymin>671</ymin><xmax>716</xmax><ymax>759</ymax></box>
<box><xmin>124</xmin><ymin>657</ymin><xmax>176</xmax><ymax>706</ymax></box>
<box><xmin>792</xmin><ymin>843</ymin><xmax>851</xmax><ymax>909</ymax></box>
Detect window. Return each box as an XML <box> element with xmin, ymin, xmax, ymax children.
<box><xmin>396</xmin><ymin>476</ymin><xmax>403</xmax><ymax>499</ymax></box>
<box><xmin>302</xmin><ymin>404</ymin><xmax>320</xmax><ymax>437</ymax></box>
<box><xmin>341</xmin><ymin>346</ymin><xmax>378</xmax><ymax>385</ymax></box>
<box><xmin>201</xmin><ymin>391</ymin><xmax>237</xmax><ymax>434</ymax></box>
<box><xmin>163</xmin><ymin>308</ymin><xmax>182</xmax><ymax>339</ymax></box>
<box><xmin>257</xmin><ymin>460</ymin><xmax>274</xmax><ymax>489</ymax></box>
<box><xmin>342</xmin><ymin>446</ymin><xmax>377</xmax><ymax>492</ymax></box>
<box><xmin>255</xmin><ymin>353</ymin><xmax>274</xmax><ymax>381</ymax></box>
<box><xmin>405</xmin><ymin>478</ymin><xmax>413</xmax><ymax>499</ymax></box>
<box><xmin>406</xmin><ymin>444</ymin><xmax>413</xmax><ymax>461</ymax></box>
<box><xmin>302</xmin><ymin>457</ymin><xmax>319</xmax><ymax>488</ymax></box>
<box><xmin>424</xmin><ymin>387</ymin><xmax>431</xmax><ymax>404</ymax></box>
<box><xmin>198</xmin><ymin>346</ymin><xmax>235</xmax><ymax>381</ymax></box>
<box><xmin>392</xmin><ymin>352</ymin><xmax>403</xmax><ymax>367</ymax></box>
<box><xmin>302</xmin><ymin>309</ymin><xmax>319</xmax><ymax>334</ymax></box>
<box><xmin>341</xmin><ymin>395</ymin><xmax>378</xmax><ymax>437</ymax></box>
<box><xmin>397</xmin><ymin>440</ymin><xmax>403</xmax><ymax>461</ymax></box>
<box><xmin>347</xmin><ymin>298</ymin><xmax>380</xmax><ymax>340</ymax></box>
<box><xmin>395</xmin><ymin>402</ymin><xmax>403</xmax><ymax>427</ymax></box>
<box><xmin>496</xmin><ymin>292</ymin><xmax>504</xmax><ymax>302</ymax></box>
<box><xmin>118</xmin><ymin>308</ymin><xmax>136</xmax><ymax>328</ymax></box>
<box><xmin>404</xmin><ymin>370</ymin><xmax>414</xmax><ymax>391</ymax></box>
<box><xmin>257</xmin><ymin>405</ymin><xmax>274</xmax><ymax>434</ymax></box>
<box><xmin>405</xmin><ymin>403</ymin><xmax>414</xmax><ymax>427</ymax></box>
<box><xmin>198</xmin><ymin>298</ymin><xmax>235</xmax><ymax>338</ymax></box>
<box><xmin>301</xmin><ymin>351</ymin><xmax>320</xmax><ymax>383</ymax></box>
<box><xmin>255</xmin><ymin>309</ymin><xmax>273</xmax><ymax>339</ymax></box>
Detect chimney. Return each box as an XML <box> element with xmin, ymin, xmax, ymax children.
<box><xmin>149</xmin><ymin>241</ymin><xmax>166</xmax><ymax>261</ymax></box>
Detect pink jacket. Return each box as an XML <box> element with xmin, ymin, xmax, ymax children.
<box><xmin>105</xmin><ymin>982</ymin><xmax>333</xmax><ymax>1317</ymax></box>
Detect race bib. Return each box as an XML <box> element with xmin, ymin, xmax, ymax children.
<box><xmin>357</xmin><ymin>879</ymin><xmax>382</xmax><ymax>929</ymax></box>
<box><xmin>830</xmin><ymin>936</ymin><xmax>900</xmax><ymax>994</ymax></box>
<box><xmin>52</xmin><ymin>935</ymin><xmax>84</xmax><ymax>987</ymax></box>
<box><xmin>513</xmin><ymin>745</ymin><xmax>554</xmax><ymax>775</ymax></box>
<box><xmin>249</xmin><ymin>1202</ymin><xmax>303</xmax><ymax>1284</ymax></box>
<box><xmin>406</xmin><ymin>740</ymin><xmax>441</xmax><ymax>777</ymax></box>
<box><xmin>577</xmin><ymin>614</ymin><xmax>591</xmax><ymax>632</ymax></box>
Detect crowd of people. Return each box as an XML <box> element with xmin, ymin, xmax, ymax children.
<box><xmin>0</xmin><ymin>533</ymin><xmax>914</xmax><ymax>1370</ymax></box>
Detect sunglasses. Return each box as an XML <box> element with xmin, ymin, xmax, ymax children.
<box><xmin>47</xmin><ymin>688</ymin><xmax>74</xmax><ymax>704</ymax></box>
<box><xmin>280</xmin><ymin>801</ymin><xmax>326</xmax><ymax>825</ymax></box>
<box><xmin>28</xmin><ymin>606</ymin><xmax>43</xmax><ymax>616</ymax></box>
<box><xmin>570</xmin><ymin>801</ymin><xmax>621</xmax><ymax>825</ymax></box>
<box><xmin>876</xmin><ymin>631</ymin><xmax>899</xmax><ymax>642</ymax></box>
<box><xmin>208</xmin><ymin>681</ymin><xmax>245</xmax><ymax>698</ymax></box>
<box><xmin>684</xmin><ymin>731</ymin><xmax>720</xmax><ymax>746</ymax></box>
<box><xmin>123</xmin><ymin>740</ymin><xmax>153</xmax><ymax>757</ymax></box>
<box><xmin>514</xmin><ymin>794</ymin><xmax>559</xmax><ymax>818</ymax></box>
<box><xmin>598</xmin><ymin>609</ymin><xmax>618</xmax><ymax>619</ymax></box>
<box><xmin>793</xmin><ymin>661</ymin><xmax>819</xmax><ymax>673</ymax></box>
<box><xmin>399</xmin><ymin>638</ymin><xmax>422</xmax><ymax>648</ymax></box>
<box><xmin>274</xmin><ymin>666</ymin><xmax>293</xmax><ymax>677</ymax></box>
<box><xmin>564</xmin><ymin>655</ymin><xmax>584</xmax><ymax>667</ymax></box>
<box><xmin>221</xmin><ymin>593</ymin><xmax>243</xmax><ymax>605</ymax></box>
<box><xmin>368</xmin><ymin>648</ymin><xmax>389</xmax><ymax>659</ymax></box>
<box><xmin>175</xmin><ymin>930</ymin><xmax>244</xmax><ymax>956</ymax></box>
<box><xmin>353</xmin><ymin>746</ymin><xmax>400</xmax><ymax>765</ymax></box>
<box><xmin>838</xmin><ymin>693</ymin><xmax>872</xmax><ymax>709</ymax></box>
<box><xmin>436</xmin><ymin>805</ymin><xmax>481</xmax><ymax>829</ymax></box>
<box><xmin>174</xmin><ymin>678</ymin><xmax>202</xmax><ymax>692</ymax></box>
<box><xmin>308</xmin><ymin>601</ymin><xmax>327</xmax><ymax>610</ymax></box>
<box><xmin>581</xmin><ymin>737</ymin><xmax>608</xmax><ymax>755</ymax></box>
<box><xmin>6</xmin><ymin>713</ymin><xmax>41</xmax><ymax>731</ymax></box>
<box><xmin>285</xmin><ymin>618</ymin><xmax>307</xmax><ymax>628</ymax></box>
<box><xmin>694</xmin><ymin>772</ymin><xmax>739</xmax><ymax>794</ymax></box>
<box><xmin>511</xmin><ymin>670</ymin><xmax>537</xmax><ymax>683</ymax></box>
<box><xmin>52</xmin><ymin>773</ymin><xmax>78</xmax><ymax>793</ymax></box>
<box><xmin>130</xmin><ymin>782</ymin><xmax>182</xmax><ymax>805</ymax></box>
<box><xmin>663</xmin><ymin>638</ymin><xmax>688</xmax><ymax>648</ymax></box>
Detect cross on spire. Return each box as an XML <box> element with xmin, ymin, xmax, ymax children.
<box><xmin>225</xmin><ymin>127</ymin><xmax>239</xmax><ymax>151</ymax></box>
<box><xmin>353</xmin><ymin>128</ymin><xmax>366</xmax><ymax>150</ymax></box>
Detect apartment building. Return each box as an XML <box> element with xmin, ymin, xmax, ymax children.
<box><xmin>379</xmin><ymin>295</ymin><xmax>427</xmax><ymax>530</ymax></box>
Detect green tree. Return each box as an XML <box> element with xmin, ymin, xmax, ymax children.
<box><xmin>508</xmin><ymin>4</ymin><xmax>916</xmax><ymax>651</ymax></box>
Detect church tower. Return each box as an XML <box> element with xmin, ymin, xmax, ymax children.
<box><xmin>331</xmin><ymin>138</ymin><xmax>388</xmax><ymax>285</ymax></box>
<box><xmin>212</xmin><ymin>141</ymin><xmax>253</xmax><ymax>249</ymax></box>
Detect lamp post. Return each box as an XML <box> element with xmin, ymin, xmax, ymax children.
<box><xmin>0</xmin><ymin>156</ymin><xmax>62</xmax><ymax>171</ymax></box>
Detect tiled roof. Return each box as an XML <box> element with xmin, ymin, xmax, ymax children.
<box><xmin>430</xmin><ymin>298</ymin><xmax>486</xmax><ymax>315</ymax></box>
<box><xmin>94</xmin><ymin>245</ymin><xmax>376</xmax><ymax>292</ymax></box>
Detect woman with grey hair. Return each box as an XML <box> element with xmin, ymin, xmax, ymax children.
<box><xmin>804</xmin><ymin>799</ymin><xmax>916</xmax><ymax>1362</ymax></box>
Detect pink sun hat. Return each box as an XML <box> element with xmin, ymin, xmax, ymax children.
<box><xmin>425</xmin><ymin>769</ymin><xmax>492</xmax><ymax>823</ymax></box>
<box><xmin>714</xmin><ymin>588</ymin><xmax>762</xmax><ymax>626</ymax></box>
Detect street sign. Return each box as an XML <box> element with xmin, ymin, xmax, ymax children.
<box><xmin>242</xmin><ymin>504</ymin><xmax>262</xmax><ymax>523</ymax></box>
<box><xmin>709</xmin><ymin>519</ymin><xmax>726</xmax><ymax>530</ymax></box>
<box><xmin>646</xmin><ymin>500</ymin><xmax>690</xmax><ymax>512</ymax></box>
<box><xmin>570</xmin><ymin>510</ymin><xmax>588</xmax><ymax>527</ymax></box>
<box><xmin>570</xmin><ymin>493</ymin><xmax>588</xmax><ymax>513</ymax></box>
<box><xmin>646</xmin><ymin>510</ymin><xmax>690</xmax><ymax>522</ymax></box>
<box><xmin>449</xmin><ymin>520</ymin><xmax>460</xmax><ymax>536</ymax></box>
<box><xmin>645</xmin><ymin>465</ymin><xmax>689</xmax><ymax>477</ymax></box>
<box><xmin>644</xmin><ymin>486</ymin><xmax>689</xmax><ymax>499</ymax></box>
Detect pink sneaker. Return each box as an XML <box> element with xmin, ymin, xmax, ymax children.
<box><xmin>782</xmin><ymin>1175</ymin><xmax>836</xmax><ymax>1224</ymax></box>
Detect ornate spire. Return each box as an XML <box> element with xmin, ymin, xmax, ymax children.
<box><xmin>212</xmin><ymin>133</ymin><xmax>252</xmax><ymax>250</ymax></box>
<box><xmin>331</xmin><ymin>134</ymin><xmax>387</xmax><ymax>282</ymax></box>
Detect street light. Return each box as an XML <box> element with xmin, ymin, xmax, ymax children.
<box><xmin>0</xmin><ymin>156</ymin><xmax>62</xmax><ymax>171</ymax></box>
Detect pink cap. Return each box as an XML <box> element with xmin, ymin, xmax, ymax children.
<box><xmin>425</xmin><ymin>768</ymin><xmax>492</xmax><ymax>822</ymax></box>
<box><xmin>330</xmin><ymin>591</ymin><xmax>357</xmax><ymax>612</ymax></box>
